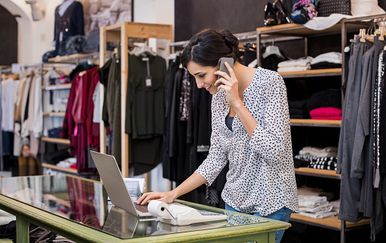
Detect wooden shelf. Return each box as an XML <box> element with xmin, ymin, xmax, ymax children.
<box><xmin>104</xmin><ymin>22</ymin><xmax>173</xmax><ymax>40</ymax></box>
<box><xmin>43</xmin><ymin>112</ymin><xmax>65</xmax><ymax>117</ymax></box>
<box><xmin>290</xmin><ymin>213</ymin><xmax>369</xmax><ymax>231</ymax></box>
<box><xmin>257</xmin><ymin>22</ymin><xmax>364</xmax><ymax>37</ymax></box>
<box><xmin>290</xmin><ymin>119</ymin><xmax>341</xmax><ymax>128</ymax></box>
<box><xmin>279</xmin><ymin>68</ymin><xmax>342</xmax><ymax>78</ymax></box>
<box><xmin>295</xmin><ymin>167</ymin><xmax>341</xmax><ymax>180</ymax></box>
<box><xmin>42</xmin><ymin>163</ymin><xmax>77</xmax><ymax>174</ymax></box>
<box><xmin>43</xmin><ymin>84</ymin><xmax>71</xmax><ymax>91</ymax></box>
<box><xmin>48</xmin><ymin>53</ymin><xmax>99</xmax><ymax>63</ymax></box>
<box><xmin>41</xmin><ymin>137</ymin><xmax>70</xmax><ymax>145</ymax></box>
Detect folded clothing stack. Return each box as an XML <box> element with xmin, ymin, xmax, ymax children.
<box><xmin>48</xmin><ymin>127</ymin><xmax>63</xmax><ymax>138</ymax></box>
<box><xmin>44</xmin><ymin>149</ymin><xmax>71</xmax><ymax>165</ymax></box>
<box><xmin>307</xmin><ymin>89</ymin><xmax>342</xmax><ymax>120</ymax></box>
<box><xmin>299</xmin><ymin>146</ymin><xmax>337</xmax><ymax>157</ymax></box>
<box><xmin>294</xmin><ymin>146</ymin><xmax>338</xmax><ymax>170</ymax></box>
<box><xmin>297</xmin><ymin>187</ymin><xmax>337</xmax><ymax>219</ymax></box>
<box><xmin>56</xmin><ymin>157</ymin><xmax>77</xmax><ymax>169</ymax></box>
<box><xmin>308</xmin><ymin>157</ymin><xmax>337</xmax><ymax>171</ymax></box>
<box><xmin>277</xmin><ymin>52</ymin><xmax>342</xmax><ymax>72</ymax></box>
<box><xmin>277</xmin><ymin>57</ymin><xmax>313</xmax><ymax>72</ymax></box>
<box><xmin>288</xmin><ymin>99</ymin><xmax>309</xmax><ymax>119</ymax></box>
<box><xmin>310</xmin><ymin>52</ymin><xmax>342</xmax><ymax>69</ymax></box>
<box><xmin>298</xmin><ymin>195</ymin><xmax>336</xmax><ymax>218</ymax></box>
<box><xmin>309</xmin><ymin>107</ymin><xmax>342</xmax><ymax>120</ymax></box>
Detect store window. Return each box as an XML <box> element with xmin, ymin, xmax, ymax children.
<box><xmin>0</xmin><ymin>5</ymin><xmax>17</xmax><ymax>65</ymax></box>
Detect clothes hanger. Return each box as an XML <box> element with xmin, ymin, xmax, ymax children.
<box><xmin>359</xmin><ymin>29</ymin><xmax>367</xmax><ymax>43</ymax></box>
<box><xmin>132</xmin><ymin>44</ymin><xmax>156</xmax><ymax>57</ymax></box>
<box><xmin>377</xmin><ymin>18</ymin><xmax>386</xmax><ymax>41</ymax></box>
<box><xmin>262</xmin><ymin>40</ymin><xmax>284</xmax><ymax>58</ymax></box>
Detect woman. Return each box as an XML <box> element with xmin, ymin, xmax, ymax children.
<box><xmin>137</xmin><ymin>29</ymin><xmax>298</xmax><ymax>243</ymax></box>
<box><xmin>18</xmin><ymin>143</ymin><xmax>40</xmax><ymax>176</ymax></box>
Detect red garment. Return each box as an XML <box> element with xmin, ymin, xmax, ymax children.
<box><xmin>66</xmin><ymin>176</ymin><xmax>101</xmax><ymax>228</ymax></box>
<box><xmin>62</xmin><ymin>67</ymin><xmax>100</xmax><ymax>172</ymax></box>
<box><xmin>309</xmin><ymin>107</ymin><xmax>342</xmax><ymax>120</ymax></box>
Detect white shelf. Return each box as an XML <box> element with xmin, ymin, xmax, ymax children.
<box><xmin>43</xmin><ymin>84</ymin><xmax>71</xmax><ymax>91</ymax></box>
<box><xmin>41</xmin><ymin>137</ymin><xmax>70</xmax><ymax>145</ymax></box>
<box><xmin>43</xmin><ymin>112</ymin><xmax>65</xmax><ymax>117</ymax></box>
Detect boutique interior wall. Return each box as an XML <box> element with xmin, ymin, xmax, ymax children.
<box><xmin>0</xmin><ymin>0</ymin><xmax>174</xmax><ymax>65</ymax></box>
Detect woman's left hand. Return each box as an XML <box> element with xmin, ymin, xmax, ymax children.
<box><xmin>214</xmin><ymin>62</ymin><xmax>243</xmax><ymax>108</ymax></box>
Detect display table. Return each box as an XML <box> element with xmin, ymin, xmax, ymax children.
<box><xmin>0</xmin><ymin>175</ymin><xmax>289</xmax><ymax>242</ymax></box>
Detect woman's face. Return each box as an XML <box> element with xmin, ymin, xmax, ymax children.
<box><xmin>187</xmin><ymin>61</ymin><xmax>218</xmax><ymax>95</ymax></box>
<box><xmin>21</xmin><ymin>145</ymin><xmax>31</xmax><ymax>157</ymax></box>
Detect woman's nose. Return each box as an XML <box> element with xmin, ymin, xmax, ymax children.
<box><xmin>196</xmin><ymin>81</ymin><xmax>204</xmax><ymax>89</ymax></box>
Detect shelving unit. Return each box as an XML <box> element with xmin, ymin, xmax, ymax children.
<box><xmin>99</xmin><ymin>22</ymin><xmax>173</xmax><ymax>177</ymax></box>
<box><xmin>290</xmin><ymin>119</ymin><xmax>341</xmax><ymax>128</ymax></box>
<box><xmin>40</xmin><ymin>52</ymin><xmax>100</xmax><ymax>176</ymax></box>
<box><xmin>41</xmin><ymin>76</ymin><xmax>72</xmax><ymax>175</ymax></box>
<box><xmin>256</xmin><ymin>17</ymin><xmax>383</xmax><ymax>243</ymax></box>
<box><xmin>41</xmin><ymin>137</ymin><xmax>70</xmax><ymax>145</ymax></box>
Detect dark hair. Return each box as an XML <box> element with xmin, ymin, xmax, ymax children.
<box><xmin>181</xmin><ymin>29</ymin><xmax>240</xmax><ymax>67</ymax></box>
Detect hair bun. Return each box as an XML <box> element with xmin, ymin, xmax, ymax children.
<box><xmin>219</xmin><ymin>30</ymin><xmax>239</xmax><ymax>50</ymax></box>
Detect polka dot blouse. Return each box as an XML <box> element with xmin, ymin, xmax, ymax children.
<box><xmin>195</xmin><ymin>67</ymin><xmax>298</xmax><ymax>216</ymax></box>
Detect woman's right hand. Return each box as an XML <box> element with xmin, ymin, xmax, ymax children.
<box><xmin>136</xmin><ymin>190</ymin><xmax>177</xmax><ymax>205</ymax></box>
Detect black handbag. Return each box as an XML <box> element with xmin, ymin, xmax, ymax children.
<box><xmin>318</xmin><ymin>0</ymin><xmax>351</xmax><ymax>17</ymax></box>
<box><xmin>264</xmin><ymin>0</ymin><xmax>293</xmax><ymax>26</ymax></box>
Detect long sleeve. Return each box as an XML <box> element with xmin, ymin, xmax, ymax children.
<box><xmin>193</xmin><ymin>67</ymin><xmax>297</xmax><ymax>216</ymax></box>
<box><xmin>249</xmin><ymin>73</ymin><xmax>292</xmax><ymax>164</ymax></box>
<box><xmin>28</xmin><ymin>75</ymin><xmax>43</xmax><ymax>137</ymax></box>
<box><xmin>195</xmin><ymin>100</ymin><xmax>228</xmax><ymax>186</ymax></box>
<box><xmin>72</xmin><ymin>2</ymin><xmax>85</xmax><ymax>36</ymax></box>
<box><xmin>351</xmin><ymin>55</ymin><xmax>373</xmax><ymax>178</ymax></box>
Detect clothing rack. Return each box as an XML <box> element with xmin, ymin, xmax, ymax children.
<box><xmin>341</xmin><ymin>13</ymin><xmax>386</xmax><ymax>89</ymax></box>
<box><xmin>169</xmin><ymin>30</ymin><xmax>303</xmax><ymax>47</ymax></box>
<box><xmin>99</xmin><ymin>22</ymin><xmax>173</xmax><ymax>178</ymax></box>
<box><xmin>0</xmin><ymin>68</ymin><xmax>12</xmax><ymax>75</ymax></box>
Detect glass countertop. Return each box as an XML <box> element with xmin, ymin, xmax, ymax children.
<box><xmin>0</xmin><ymin>175</ymin><xmax>268</xmax><ymax>239</ymax></box>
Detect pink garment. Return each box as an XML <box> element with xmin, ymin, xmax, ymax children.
<box><xmin>309</xmin><ymin>107</ymin><xmax>342</xmax><ymax>120</ymax></box>
<box><xmin>311</xmin><ymin>116</ymin><xmax>342</xmax><ymax>120</ymax></box>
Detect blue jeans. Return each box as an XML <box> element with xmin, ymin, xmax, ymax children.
<box><xmin>225</xmin><ymin>204</ymin><xmax>291</xmax><ymax>243</ymax></box>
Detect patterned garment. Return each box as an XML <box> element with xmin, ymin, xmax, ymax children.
<box><xmin>373</xmin><ymin>51</ymin><xmax>385</xmax><ymax>188</ymax></box>
<box><xmin>308</xmin><ymin>157</ymin><xmax>337</xmax><ymax>171</ymax></box>
<box><xmin>179</xmin><ymin>69</ymin><xmax>191</xmax><ymax>121</ymax></box>
<box><xmin>195</xmin><ymin>67</ymin><xmax>298</xmax><ymax>216</ymax></box>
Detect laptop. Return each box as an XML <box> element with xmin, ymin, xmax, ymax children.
<box><xmin>90</xmin><ymin>151</ymin><xmax>153</xmax><ymax>218</ymax></box>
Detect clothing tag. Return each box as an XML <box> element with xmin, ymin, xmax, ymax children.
<box><xmin>145</xmin><ymin>58</ymin><xmax>152</xmax><ymax>87</ymax></box>
<box><xmin>146</xmin><ymin>76</ymin><xmax>152</xmax><ymax>87</ymax></box>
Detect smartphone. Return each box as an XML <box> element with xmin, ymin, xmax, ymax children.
<box><xmin>218</xmin><ymin>57</ymin><xmax>234</xmax><ymax>76</ymax></box>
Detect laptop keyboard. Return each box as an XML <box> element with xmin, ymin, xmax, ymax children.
<box><xmin>135</xmin><ymin>203</ymin><xmax>149</xmax><ymax>213</ymax></box>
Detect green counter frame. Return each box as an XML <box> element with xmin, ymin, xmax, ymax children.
<box><xmin>0</xmin><ymin>191</ymin><xmax>289</xmax><ymax>243</ymax></box>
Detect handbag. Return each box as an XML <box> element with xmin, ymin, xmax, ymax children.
<box><xmin>264</xmin><ymin>0</ymin><xmax>293</xmax><ymax>26</ymax></box>
<box><xmin>318</xmin><ymin>0</ymin><xmax>351</xmax><ymax>17</ymax></box>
